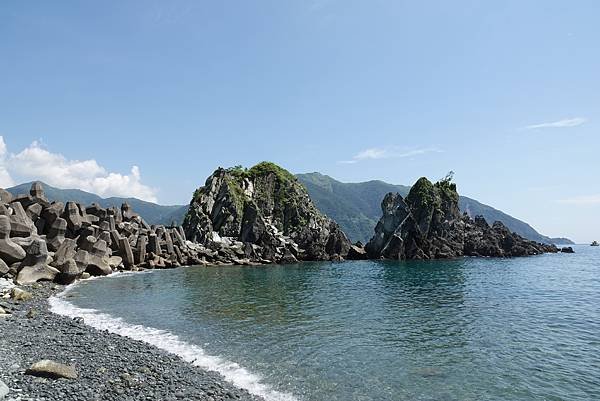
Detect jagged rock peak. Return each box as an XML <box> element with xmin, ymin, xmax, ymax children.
<box><xmin>366</xmin><ymin>176</ymin><xmax>558</xmax><ymax>260</ymax></box>
<box><xmin>182</xmin><ymin>162</ymin><xmax>355</xmax><ymax>262</ymax></box>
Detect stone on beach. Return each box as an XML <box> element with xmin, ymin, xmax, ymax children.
<box><xmin>55</xmin><ymin>259</ymin><xmax>80</xmax><ymax>284</ymax></box>
<box><xmin>0</xmin><ymin>188</ymin><xmax>12</xmax><ymax>204</ymax></box>
<box><xmin>136</xmin><ymin>235</ymin><xmax>147</xmax><ymax>264</ymax></box>
<box><xmin>41</xmin><ymin>202</ymin><xmax>63</xmax><ymax>228</ymax></box>
<box><xmin>118</xmin><ymin>237</ymin><xmax>135</xmax><ymax>268</ymax></box>
<box><xmin>46</xmin><ymin>217</ymin><xmax>67</xmax><ymax>252</ymax></box>
<box><xmin>16</xmin><ymin>238</ymin><xmax>59</xmax><ymax>285</ymax></box>
<box><xmin>0</xmin><ymin>216</ymin><xmax>26</xmax><ymax>264</ymax></box>
<box><xmin>63</xmin><ymin>202</ymin><xmax>83</xmax><ymax>233</ymax></box>
<box><xmin>108</xmin><ymin>255</ymin><xmax>122</xmax><ymax>268</ymax></box>
<box><xmin>8</xmin><ymin>202</ymin><xmax>37</xmax><ymax>237</ymax></box>
<box><xmin>25</xmin><ymin>360</ymin><xmax>78</xmax><ymax>380</ymax></box>
<box><xmin>52</xmin><ymin>238</ymin><xmax>77</xmax><ymax>267</ymax></box>
<box><xmin>10</xmin><ymin>287</ymin><xmax>32</xmax><ymax>301</ymax></box>
<box><xmin>25</xmin><ymin>202</ymin><xmax>42</xmax><ymax>221</ymax></box>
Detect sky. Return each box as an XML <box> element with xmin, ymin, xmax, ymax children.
<box><xmin>0</xmin><ymin>1</ymin><xmax>598</xmax><ymax>242</ymax></box>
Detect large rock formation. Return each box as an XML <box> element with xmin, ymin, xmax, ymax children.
<box><xmin>366</xmin><ymin>176</ymin><xmax>559</xmax><ymax>259</ymax></box>
<box><xmin>0</xmin><ymin>182</ymin><xmax>231</xmax><ymax>284</ymax></box>
<box><xmin>183</xmin><ymin>162</ymin><xmax>354</xmax><ymax>263</ymax></box>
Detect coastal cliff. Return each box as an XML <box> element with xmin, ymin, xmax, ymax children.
<box><xmin>366</xmin><ymin>176</ymin><xmax>559</xmax><ymax>259</ymax></box>
<box><xmin>182</xmin><ymin>162</ymin><xmax>358</xmax><ymax>263</ymax></box>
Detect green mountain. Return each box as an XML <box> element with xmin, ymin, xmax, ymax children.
<box><xmin>6</xmin><ymin>182</ymin><xmax>187</xmax><ymax>226</ymax></box>
<box><xmin>296</xmin><ymin>172</ymin><xmax>572</xmax><ymax>245</ymax></box>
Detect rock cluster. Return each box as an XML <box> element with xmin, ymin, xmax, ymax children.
<box><xmin>366</xmin><ymin>177</ymin><xmax>560</xmax><ymax>259</ymax></box>
<box><xmin>0</xmin><ymin>182</ymin><xmax>245</xmax><ymax>286</ymax></box>
<box><xmin>183</xmin><ymin>162</ymin><xmax>363</xmax><ymax>263</ymax></box>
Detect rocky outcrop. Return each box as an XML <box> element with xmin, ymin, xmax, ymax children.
<box><xmin>366</xmin><ymin>176</ymin><xmax>558</xmax><ymax>260</ymax></box>
<box><xmin>183</xmin><ymin>162</ymin><xmax>354</xmax><ymax>263</ymax></box>
<box><xmin>0</xmin><ymin>182</ymin><xmax>241</xmax><ymax>284</ymax></box>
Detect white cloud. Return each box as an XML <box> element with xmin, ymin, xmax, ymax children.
<box><xmin>0</xmin><ymin>136</ymin><xmax>158</xmax><ymax>202</ymax></box>
<box><xmin>339</xmin><ymin>146</ymin><xmax>442</xmax><ymax>164</ymax></box>
<box><xmin>0</xmin><ymin>136</ymin><xmax>15</xmax><ymax>187</ymax></box>
<box><xmin>524</xmin><ymin>117</ymin><xmax>587</xmax><ymax>130</ymax></box>
<box><xmin>558</xmin><ymin>194</ymin><xmax>600</xmax><ymax>205</ymax></box>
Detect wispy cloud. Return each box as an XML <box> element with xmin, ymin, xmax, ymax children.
<box><xmin>339</xmin><ymin>147</ymin><xmax>442</xmax><ymax>164</ymax></box>
<box><xmin>523</xmin><ymin>117</ymin><xmax>587</xmax><ymax>130</ymax></box>
<box><xmin>558</xmin><ymin>194</ymin><xmax>600</xmax><ymax>205</ymax></box>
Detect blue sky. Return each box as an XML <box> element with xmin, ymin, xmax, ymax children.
<box><xmin>0</xmin><ymin>1</ymin><xmax>598</xmax><ymax>242</ymax></box>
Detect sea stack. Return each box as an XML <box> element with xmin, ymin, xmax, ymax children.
<box><xmin>366</xmin><ymin>175</ymin><xmax>559</xmax><ymax>259</ymax></box>
<box><xmin>182</xmin><ymin>162</ymin><xmax>357</xmax><ymax>263</ymax></box>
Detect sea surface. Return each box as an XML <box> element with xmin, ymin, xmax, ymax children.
<box><xmin>52</xmin><ymin>245</ymin><xmax>600</xmax><ymax>401</ymax></box>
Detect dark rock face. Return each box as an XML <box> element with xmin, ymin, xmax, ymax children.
<box><xmin>183</xmin><ymin>162</ymin><xmax>354</xmax><ymax>262</ymax></box>
<box><xmin>366</xmin><ymin>177</ymin><xmax>558</xmax><ymax>260</ymax></box>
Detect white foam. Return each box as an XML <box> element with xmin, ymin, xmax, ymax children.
<box><xmin>49</xmin><ymin>279</ymin><xmax>298</xmax><ymax>401</ymax></box>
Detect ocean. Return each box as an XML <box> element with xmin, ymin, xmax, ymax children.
<box><xmin>50</xmin><ymin>245</ymin><xmax>600</xmax><ymax>401</ymax></box>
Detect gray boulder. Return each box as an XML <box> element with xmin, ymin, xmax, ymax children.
<box><xmin>16</xmin><ymin>238</ymin><xmax>59</xmax><ymax>285</ymax></box>
<box><xmin>121</xmin><ymin>202</ymin><xmax>137</xmax><ymax>221</ymax></box>
<box><xmin>73</xmin><ymin>249</ymin><xmax>89</xmax><ymax>273</ymax></box>
<box><xmin>0</xmin><ymin>215</ymin><xmax>26</xmax><ymax>264</ymax></box>
<box><xmin>85</xmin><ymin>239</ymin><xmax>112</xmax><ymax>276</ymax></box>
<box><xmin>47</xmin><ymin>217</ymin><xmax>67</xmax><ymax>252</ymax></box>
<box><xmin>10</xmin><ymin>287</ymin><xmax>33</xmax><ymax>301</ymax></box>
<box><xmin>41</xmin><ymin>202</ymin><xmax>64</xmax><ymax>229</ymax></box>
<box><xmin>9</xmin><ymin>202</ymin><xmax>37</xmax><ymax>237</ymax></box>
<box><xmin>55</xmin><ymin>259</ymin><xmax>80</xmax><ymax>284</ymax></box>
<box><xmin>25</xmin><ymin>360</ymin><xmax>77</xmax><ymax>379</ymax></box>
<box><xmin>108</xmin><ymin>255</ymin><xmax>122</xmax><ymax>268</ymax></box>
<box><xmin>63</xmin><ymin>202</ymin><xmax>83</xmax><ymax>233</ymax></box>
<box><xmin>29</xmin><ymin>181</ymin><xmax>46</xmax><ymax>200</ymax></box>
<box><xmin>26</xmin><ymin>202</ymin><xmax>42</xmax><ymax>221</ymax></box>
<box><xmin>53</xmin><ymin>238</ymin><xmax>77</xmax><ymax>267</ymax></box>
<box><xmin>0</xmin><ymin>188</ymin><xmax>12</xmax><ymax>204</ymax></box>
<box><xmin>118</xmin><ymin>237</ymin><xmax>135</xmax><ymax>268</ymax></box>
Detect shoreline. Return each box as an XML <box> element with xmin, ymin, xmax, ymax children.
<box><xmin>0</xmin><ymin>278</ymin><xmax>267</xmax><ymax>401</ymax></box>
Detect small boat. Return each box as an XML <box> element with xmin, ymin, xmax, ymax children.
<box><xmin>592</xmin><ymin>241</ymin><xmax>599</xmax><ymax>247</ymax></box>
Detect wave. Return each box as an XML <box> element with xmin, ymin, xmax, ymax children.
<box><xmin>48</xmin><ymin>277</ymin><xmax>298</xmax><ymax>401</ymax></box>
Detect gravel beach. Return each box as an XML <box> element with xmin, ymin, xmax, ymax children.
<box><xmin>0</xmin><ymin>281</ymin><xmax>264</xmax><ymax>401</ymax></box>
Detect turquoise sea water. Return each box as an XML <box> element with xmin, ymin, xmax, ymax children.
<box><xmin>61</xmin><ymin>245</ymin><xmax>600</xmax><ymax>401</ymax></box>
